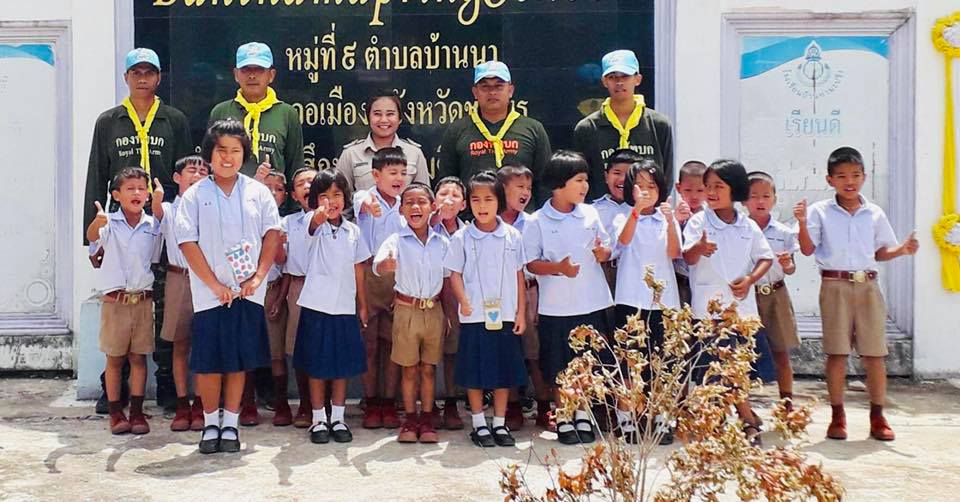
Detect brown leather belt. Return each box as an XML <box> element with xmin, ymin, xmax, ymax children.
<box><xmin>167</xmin><ymin>265</ymin><xmax>188</xmax><ymax>275</ymax></box>
<box><xmin>755</xmin><ymin>279</ymin><xmax>785</xmax><ymax>296</ymax></box>
<box><xmin>821</xmin><ymin>270</ymin><xmax>878</xmax><ymax>282</ymax></box>
<box><xmin>395</xmin><ymin>292</ymin><xmax>439</xmax><ymax>309</ymax></box>
<box><xmin>104</xmin><ymin>290</ymin><xmax>152</xmax><ymax>305</ymax></box>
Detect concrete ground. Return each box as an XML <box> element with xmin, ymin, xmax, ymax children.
<box><xmin>0</xmin><ymin>378</ymin><xmax>959</xmax><ymax>501</ymax></box>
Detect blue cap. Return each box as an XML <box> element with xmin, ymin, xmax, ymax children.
<box><xmin>236</xmin><ymin>42</ymin><xmax>274</xmax><ymax>69</ymax></box>
<box><xmin>601</xmin><ymin>50</ymin><xmax>639</xmax><ymax>77</ymax></box>
<box><xmin>473</xmin><ymin>61</ymin><xmax>512</xmax><ymax>84</ymax></box>
<box><xmin>124</xmin><ymin>48</ymin><xmax>161</xmax><ymax>72</ymax></box>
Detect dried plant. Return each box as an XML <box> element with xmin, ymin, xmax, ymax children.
<box><xmin>500</xmin><ymin>266</ymin><xmax>843</xmax><ymax>502</ymax></box>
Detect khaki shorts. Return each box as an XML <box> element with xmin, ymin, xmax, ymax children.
<box><xmin>284</xmin><ymin>275</ymin><xmax>306</xmax><ymax>356</ymax></box>
<box><xmin>100</xmin><ymin>299</ymin><xmax>155</xmax><ymax>357</ymax></box>
<box><xmin>159</xmin><ymin>271</ymin><xmax>193</xmax><ymax>343</ymax></box>
<box><xmin>362</xmin><ymin>266</ymin><xmax>395</xmax><ymax>343</ymax></box>
<box><xmin>391</xmin><ymin>301</ymin><xmax>445</xmax><ymax>366</ymax></box>
<box><xmin>756</xmin><ymin>285</ymin><xmax>800</xmax><ymax>352</ymax></box>
<box><xmin>521</xmin><ymin>282</ymin><xmax>539</xmax><ymax>360</ymax></box>
<box><xmin>265</xmin><ymin>279</ymin><xmax>288</xmax><ymax>360</ymax></box>
<box><xmin>819</xmin><ymin>279</ymin><xmax>889</xmax><ymax>357</ymax></box>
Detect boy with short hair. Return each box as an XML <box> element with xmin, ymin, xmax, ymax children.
<box><xmin>374</xmin><ymin>183</ymin><xmax>450</xmax><ymax>443</ymax></box>
<box><xmin>152</xmin><ymin>156</ymin><xmax>209</xmax><ymax>432</ymax></box>
<box><xmin>433</xmin><ymin>176</ymin><xmax>468</xmax><ymax>430</ymax></box>
<box><xmin>355</xmin><ymin>146</ymin><xmax>410</xmax><ymax>429</ymax></box>
<box><xmin>745</xmin><ymin>171</ymin><xmax>801</xmax><ymax>408</ymax></box>
<box><xmin>796</xmin><ymin>146</ymin><xmax>918</xmax><ymax>441</ymax></box>
<box><xmin>673</xmin><ymin>160</ymin><xmax>707</xmax><ymax>306</ymax></box>
<box><xmin>87</xmin><ymin>167</ymin><xmax>161</xmax><ymax>435</ymax></box>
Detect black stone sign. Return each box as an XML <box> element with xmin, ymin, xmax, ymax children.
<box><xmin>135</xmin><ymin>0</ymin><xmax>656</xmax><ymax>178</ymax></box>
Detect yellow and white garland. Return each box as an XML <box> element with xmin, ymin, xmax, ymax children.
<box><xmin>933</xmin><ymin>11</ymin><xmax>960</xmax><ymax>292</ymax></box>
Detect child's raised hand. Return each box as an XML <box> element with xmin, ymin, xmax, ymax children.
<box><xmin>676</xmin><ymin>199</ymin><xmax>692</xmax><ymax>223</ymax></box>
<box><xmin>361</xmin><ymin>192</ymin><xmax>382</xmax><ymax>217</ymax></box>
<box><xmin>380</xmin><ymin>250</ymin><xmax>398</xmax><ymax>273</ymax></box>
<box><xmin>559</xmin><ymin>255</ymin><xmax>581</xmax><ymax>278</ymax></box>
<box><xmin>698</xmin><ymin>231</ymin><xmax>718</xmax><ymax>257</ymax></box>
<box><xmin>93</xmin><ymin>201</ymin><xmax>108</xmax><ymax>226</ymax></box>
<box><xmin>793</xmin><ymin>198</ymin><xmax>808</xmax><ymax>224</ymax></box>
<box><xmin>902</xmin><ymin>230</ymin><xmax>919</xmax><ymax>255</ymax></box>
<box><xmin>633</xmin><ymin>184</ymin><xmax>654</xmax><ymax>210</ymax></box>
<box><xmin>311</xmin><ymin>201</ymin><xmax>329</xmax><ymax>226</ymax></box>
<box><xmin>459</xmin><ymin>298</ymin><xmax>473</xmax><ymax>317</ymax></box>
<box><xmin>660</xmin><ymin>196</ymin><xmax>675</xmax><ymax>223</ymax></box>
<box><xmin>729</xmin><ymin>276</ymin><xmax>752</xmax><ymax>300</ymax></box>
<box><xmin>438</xmin><ymin>196</ymin><xmax>457</xmax><ymax>219</ymax></box>
<box><xmin>255</xmin><ymin>154</ymin><xmax>271</xmax><ymax>182</ymax></box>
<box><xmin>152</xmin><ymin>177</ymin><xmax>164</xmax><ymax>199</ymax></box>
<box><xmin>591</xmin><ymin>236</ymin><xmax>606</xmax><ymax>263</ymax></box>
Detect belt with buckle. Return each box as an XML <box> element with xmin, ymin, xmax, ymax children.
<box><xmin>395</xmin><ymin>292</ymin><xmax>439</xmax><ymax>310</ymax></box>
<box><xmin>104</xmin><ymin>290</ymin><xmax>152</xmax><ymax>305</ymax></box>
<box><xmin>821</xmin><ymin>270</ymin><xmax>878</xmax><ymax>283</ymax></box>
<box><xmin>754</xmin><ymin>279</ymin><xmax>785</xmax><ymax>296</ymax></box>
<box><xmin>167</xmin><ymin>265</ymin><xmax>188</xmax><ymax>275</ymax></box>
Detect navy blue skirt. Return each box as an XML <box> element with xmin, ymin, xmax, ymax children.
<box><xmin>292</xmin><ymin>308</ymin><xmax>367</xmax><ymax>380</ymax></box>
<box><xmin>454</xmin><ymin>322</ymin><xmax>527</xmax><ymax>390</ymax></box>
<box><xmin>539</xmin><ymin>310</ymin><xmax>610</xmax><ymax>385</ymax></box>
<box><xmin>190</xmin><ymin>299</ymin><xmax>270</xmax><ymax>374</ymax></box>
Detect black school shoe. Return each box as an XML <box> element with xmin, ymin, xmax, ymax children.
<box><xmin>330</xmin><ymin>421</ymin><xmax>353</xmax><ymax>443</ymax></box>
<box><xmin>310</xmin><ymin>422</ymin><xmax>330</xmax><ymax>444</ymax></box>
<box><xmin>219</xmin><ymin>426</ymin><xmax>241</xmax><ymax>453</ymax></box>
<box><xmin>556</xmin><ymin>422</ymin><xmax>581</xmax><ymax>445</ymax></box>
<box><xmin>574</xmin><ymin>418</ymin><xmax>596</xmax><ymax>444</ymax></box>
<box><xmin>470</xmin><ymin>426</ymin><xmax>496</xmax><ymax>447</ymax></box>
<box><xmin>198</xmin><ymin>425</ymin><xmax>221</xmax><ymax>454</ymax></box>
<box><xmin>492</xmin><ymin>425</ymin><xmax>516</xmax><ymax>447</ymax></box>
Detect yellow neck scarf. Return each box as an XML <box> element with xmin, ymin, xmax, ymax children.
<box><xmin>602</xmin><ymin>95</ymin><xmax>646</xmax><ymax>148</ymax></box>
<box><xmin>122</xmin><ymin>96</ymin><xmax>161</xmax><ymax>191</ymax></box>
<box><xmin>469</xmin><ymin>106</ymin><xmax>521</xmax><ymax>168</ymax></box>
<box><xmin>234</xmin><ymin>87</ymin><xmax>279</xmax><ymax>158</ymax></box>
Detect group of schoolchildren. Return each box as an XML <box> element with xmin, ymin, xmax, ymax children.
<box><xmin>88</xmin><ymin>56</ymin><xmax>919</xmax><ymax>454</ymax></box>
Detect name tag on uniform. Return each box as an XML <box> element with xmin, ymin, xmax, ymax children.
<box><xmin>484</xmin><ymin>298</ymin><xmax>503</xmax><ymax>331</ymax></box>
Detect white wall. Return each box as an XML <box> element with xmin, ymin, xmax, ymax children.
<box><xmin>1</xmin><ymin>0</ymin><xmax>117</xmax><ymax>337</ymax></box>
<box><xmin>675</xmin><ymin>0</ymin><xmax>960</xmax><ymax>377</ymax></box>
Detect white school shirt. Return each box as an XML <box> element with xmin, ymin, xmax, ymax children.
<box><xmin>443</xmin><ymin>219</ymin><xmax>526</xmax><ymax>324</ymax></box>
<box><xmin>175</xmin><ymin>175</ymin><xmax>283</xmax><ymax>313</ymax></box>
<box><xmin>373</xmin><ymin>225</ymin><xmax>449</xmax><ymax>298</ymax></box>
<box><xmin>682</xmin><ymin>208</ymin><xmax>774</xmax><ymax>319</ymax></box>
<box><xmin>433</xmin><ymin>217</ymin><xmax>465</xmax><ymax>240</ymax></box>
<box><xmin>95</xmin><ymin>211</ymin><xmax>161</xmax><ymax>294</ymax></box>
<box><xmin>804</xmin><ymin>195</ymin><xmax>897</xmax><ymax>272</ymax></box>
<box><xmin>281</xmin><ymin>210</ymin><xmax>312</xmax><ymax>276</ymax></box>
<box><xmin>297</xmin><ymin>218</ymin><xmax>372</xmax><ymax>315</ymax></box>
<box><xmin>523</xmin><ymin>200</ymin><xmax>613</xmax><ymax>316</ymax></box>
<box><xmin>159</xmin><ymin>197</ymin><xmax>188</xmax><ymax>268</ymax></box>
<box><xmin>757</xmin><ymin>218</ymin><xmax>799</xmax><ymax>285</ymax></box>
<box><xmin>613</xmin><ymin>209</ymin><xmax>681</xmax><ymax>310</ymax></box>
<box><xmin>592</xmin><ymin>194</ymin><xmax>630</xmax><ymax>241</ymax></box>
<box><xmin>354</xmin><ymin>186</ymin><xmax>407</xmax><ymax>254</ymax></box>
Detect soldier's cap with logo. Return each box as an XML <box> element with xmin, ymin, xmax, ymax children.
<box><xmin>473</xmin><ymin>61</ymin><xmax>512</xmax><ymax>84</ymax></box>
<box><xmin>236</xmin><ymin>42</ymin><xmax>274</xmax><ymax>69</ymax></box>
<box><xmin>601</xmin><ymin>49</ymin><xmax>640</xmax><ymax>77</ymax></box>
<box><xmin>125</xmin><ymin>48</ymin><xmax>161</xmax><ymax>72</ymax></box>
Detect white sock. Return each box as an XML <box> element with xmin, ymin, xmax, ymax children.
<box><xmin>492</xmin><ymin>416</ymin><xmax>508</xmax><ymax>434</ymax></box>
<box><xmin>472</xmin><ymin>412</ymin><xmax>489</xmax><ymax>435</ymax></box>
<box><xmin>312</xmin><ymin>408</ymin><xmax>328</xmax><ymax>426</ymax></box>
<box><xmin>574</xmin><ymin>410</ymin><xmax>592</xmax><ymax>431</ymax></box>
<box><xmin>330</xmin><ymin>405</ymin><xmax>347</xmax><ymax>431</ymax></box>
<box><xmin>221</xmin><ymin>409</ymin><xmax>239</xmax><ymax>440</ymax></box>
<box><xmin>202</xmin><ymin>410</ymin><xmax>220</xmax><ymax>441</ymax></box>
